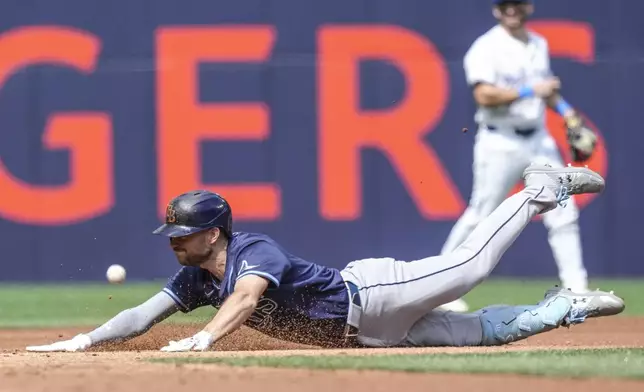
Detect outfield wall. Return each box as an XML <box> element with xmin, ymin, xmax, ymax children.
<box><xmin>0</xmin><ymin>1</ymin><xmax>641</xmax><ymax>281</ymax></box>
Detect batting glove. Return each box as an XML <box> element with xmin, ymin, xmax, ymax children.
<box><xmin>26</xmin><ymin>333</ymin><xmax>92</xmax><ymax>352</ymax></box>
<box><xmin>160</xmin><ymin>331</ymin><xmax>214</xmax><ymax>352</ymax></box>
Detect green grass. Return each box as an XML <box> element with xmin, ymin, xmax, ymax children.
<box><xmin>153</xmin><ymin>348</ymin><xmax>644</xmax><ymax>379</ymax></box>
<box><xmin>0</xmin><ymin>278</ymin><xmax>641</xmax><ymax>328</ymax></box>
<box><xmin>0</xmin><ymin>280</ymin><xmax>215</xmax><ymax>328</ymax></box>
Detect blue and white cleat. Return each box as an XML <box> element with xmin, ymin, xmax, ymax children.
<box><xmin>543</xmin><ymin>286</ymin><xmax>625</xmax><ymax>326</ymax></box>
<box><xmin>522</xmin><ymin>163</ymin><xmax>605</xmax><ymax>208</ymax></box>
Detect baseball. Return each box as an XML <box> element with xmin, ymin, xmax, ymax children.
<box><xmin>106</xmin><ymin>264</ymin><xmax>126</xmax><ymax>284</ymax></box>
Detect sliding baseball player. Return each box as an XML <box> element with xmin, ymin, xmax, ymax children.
<box><xmin>26</xmin><ymin>163</ymin><xmax>620</xmax><ymax>352</ymax></box>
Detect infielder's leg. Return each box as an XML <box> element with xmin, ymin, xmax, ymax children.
<box><xmin>340</xmin><ymin>164</ymin><xmax>605</xmax><ymax>347</ymax></box>
<box><xmin>533</xmin><ymin>133</ymin><xmax>588</xmax><ymax>292</ymax></box>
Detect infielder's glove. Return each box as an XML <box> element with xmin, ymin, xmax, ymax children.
<box><xmin>564</xmin><ymin>114</ymin><xmax>597</xmax><ymax>162</ymax></box>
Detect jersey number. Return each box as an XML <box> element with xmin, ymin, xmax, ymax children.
<box><xmin>247</xmin><ymin>297</ymin><xmax>278</xmax><ymax>328</ymax></box>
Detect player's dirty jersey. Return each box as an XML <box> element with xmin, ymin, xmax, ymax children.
<box><xmin>163</xmin><ymin>232</ymin><xmax>352</xmax><ymax>346</ymax></box>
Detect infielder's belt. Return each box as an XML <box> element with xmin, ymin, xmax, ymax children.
<box><xmin>486</xmin><ymin>124</ymin><xmax>537</xmax><ymax>137</ymax></box>
<box><xmin>344</xmin><ymin>281</ymin><xmax>362</xmax><ymax>340</ymax></box>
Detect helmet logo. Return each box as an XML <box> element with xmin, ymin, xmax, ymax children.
<box><xmin>166</xmin><ymin>204</ymin><xmax>177</xmax><ymax>223</ymax></box>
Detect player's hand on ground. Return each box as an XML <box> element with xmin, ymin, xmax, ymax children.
<box><xmin>160</xmin><ymin>331</ymin><xmax>214</xmax><ymax>352</ymax></box>
<box><xmin>532</xmin><ymin>77</ymin><xmax>561</xmax><ymax>98</ymax></box>
<box><xmin>25</xmin><ymin>333</ymin><xmax>92</xmax><ymax>352</ymax></box>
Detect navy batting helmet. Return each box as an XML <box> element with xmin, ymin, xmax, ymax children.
<box><xmin>152</xmin><ymin>190</ymin><xmax>233</xmax><ymax>238</ymax></box>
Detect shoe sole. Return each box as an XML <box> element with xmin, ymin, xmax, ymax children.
<box><xmin>544</xmin><ymin>287</ymin><xmax>625</xmax><ymax>319</ymax></box>
<box><xmin>523</xmin><ymin>165</ymin><xmax>605</xmax><ymax>195</ymax></box>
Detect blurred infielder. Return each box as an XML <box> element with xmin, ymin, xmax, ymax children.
<box><xmin>26</xmin><ymin>163</ymin><xmax>621</xmax><ymax>352</ymax></box>
<box><xmin>439</xmin><ymin>0</ymin><xmax>599</xmax><ymax>313</ymax></box>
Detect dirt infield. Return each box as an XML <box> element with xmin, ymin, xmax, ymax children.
<box><xmin>2</xmin><ymin>317</ymin><xmax>644</xmax><ymax>392</ymax></box>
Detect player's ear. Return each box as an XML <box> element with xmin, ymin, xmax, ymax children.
<box><xmin>524</xmin><ymin>4</ymin><xmax>534</xmax><ymax>16</ymax></box>
<box><xmin>208</xmin><ymin>228</ymin><xmax>220</xmax><ymax>245</ymax></box>
<box><xmin>492</xmin><ymin>7</ymin><xmax>503</xmax><ymax>20</ymax></box>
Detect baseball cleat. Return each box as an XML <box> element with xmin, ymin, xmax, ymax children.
<box><xmin>522</xmin><ymin>163</ymin><xmax>605</xmax><ymax>207</ymax></box>
<box><xmin>543</xmin><ymin>285</ymin><xmax>625</xmax><ymax>326</ymax></box>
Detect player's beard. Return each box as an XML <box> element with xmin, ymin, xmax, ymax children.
<box><xmin>175</xmin><ymin>247</ymin><xmax>213</xmax><ymax>267</ymax></box>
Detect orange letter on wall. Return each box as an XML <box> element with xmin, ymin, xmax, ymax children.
<box><xmin>0</xmin><ymin>26</ymin><xmax>113</xmax><ymax>225</ymax></box>
<box><xmin>318</xmin><ymin>25</ymin><xmax>463</xmax><ymax>221</ymax></box>
<box><xmin>156</xmin><ymin>26</ymin><xmax>280</xmax><ymax>221</ymax></box>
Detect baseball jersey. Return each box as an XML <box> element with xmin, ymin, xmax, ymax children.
<box><xmin>163</xmin><ymin>232</ymin><xmax>351</xmax><ymax>346</ymax></box>
<box><xmin>464</xmin><ymin>25</ymin><xmax>552</xmax><ymax>129</ymax></box>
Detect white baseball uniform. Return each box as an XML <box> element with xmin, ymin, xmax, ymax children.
<box><xmin>440</xmin><ymin>25</ymin><xmax>589</xmax><ymax>295</ymax></box>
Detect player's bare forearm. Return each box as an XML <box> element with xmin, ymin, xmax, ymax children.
<box><xmin>201</xmin><ymin>274</ymin><xmax>269</xmax><ymax>343</ymax></box>
<box><xmin>201</xmin><ymin>291</ymin><xmax>258</xmax><ymax>341</ymax></box>
<box><xmin>472</xmin><ymin>84</ymin><xmax>521</xmax><ymax>106</ymax></box>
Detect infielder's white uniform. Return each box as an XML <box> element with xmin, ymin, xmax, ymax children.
<box><xmin>440</xmin><ymin>25</ymin><xmax>589</xmax><ymax>300</ymax></box>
